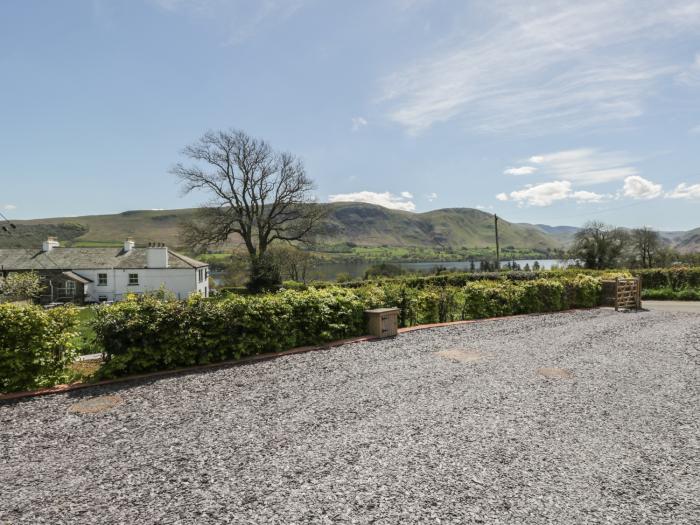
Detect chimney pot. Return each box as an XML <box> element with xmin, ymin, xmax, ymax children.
<box><xmin>42</xmin><ymin>237</ymin><xmax>60</xmax><ymax>252</ymax></box>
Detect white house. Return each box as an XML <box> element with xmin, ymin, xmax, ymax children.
<box><xmin>0</xmin><ymin>237</ymin><xmax>209</xmax><ymax>303</ymax></box>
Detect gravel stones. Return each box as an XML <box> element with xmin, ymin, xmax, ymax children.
<box><xmin>537</xmin><ymin>367</ymin><xmax>574</xmax><ymax>379</ymax></box>
<box><xmin>1</xmin><ymin>309</ymin><xmax>698</xmax><ymax>524</ymax></box>
<box><xmin>67</xmin><ymin>395</ymin><xmax>124</xmax><ymax>414</ymax></box>
<box><xmin>434</xmin><ymin>349</ymin><xmax>485</xmax><ymax>363</ymax></box>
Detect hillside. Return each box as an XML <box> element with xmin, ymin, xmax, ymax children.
<box><xmin>1</xmin><ymin>203</ymin><xmax>696</xmax><ymax>254</ymax></box>
<box><xmin>317</xmin><ymin>204</ymin><xmax>558</xmax><ymax>251</ymax></box>
<box><xmin>1</xmin><ymin>204</ymin><xmax>559</xmax><ymax>253</ymax></box>
<box><xmin>672</xmin><ymin>227</ymin><xmax>700</xmax><ymax>253</ymax></box>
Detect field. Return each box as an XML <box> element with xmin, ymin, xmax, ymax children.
<box><xmin>1</xmin><ymin>309</ymin><xmax>697</xmax><ymax>524</ymax></box>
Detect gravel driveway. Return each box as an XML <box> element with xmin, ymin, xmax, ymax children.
<box><xmin>1</xmin><ymin>309</ymin><xmax>699</xmax><ymax>524</ymax></box>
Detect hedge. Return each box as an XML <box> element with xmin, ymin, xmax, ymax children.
<box><xmin>632</xmin><ymin>267</ymin><xmax>700</xmax><ymax>291</ymax></box>
<box><xmin>93</xmin><ymin>288</ymin><xmax>366</xmax><ymax>379</ymax></box>
<box><xmin>94</xmin><ymin>277</ymin><xmax>602</xmax><ymax>379</ymax></box>
<box><xmin>0</xmin><ymin>304</ymin><xmax>79</xmax><ymax>393</ymax></box>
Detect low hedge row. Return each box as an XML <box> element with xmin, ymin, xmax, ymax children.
<box><xmin>631</xmin><ymin>267</ymin><xmax>700</xmax><ymax>291</ymax></box>
<box><xmin>642</xmin><ymin>287</ymin><xmax>700</xmax><ymax>301</ymax></box>
<box><xmin>353</xmin><ymin>275</ymin><xmax>601</xmax><ymax>326</ymax></box>
<box><xmin>94</xmin><ymin>288</ymin><xmax>366</xmax><ymax>379</ymax></box>
<box><xmin>94</xmin><ymin>276</ymin><xmax>602</xmax><ymax>379</ymax></box>
<box><xmin>0</xmin><ymin>303</ymin><xmax>79</xmax><ymax>393</ymax></box>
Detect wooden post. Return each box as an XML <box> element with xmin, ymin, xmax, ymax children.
<box><xmin>494</xmin><ymin>214</ymin><xmax>500</xmax><ymax>271</ymax></box>
<box><xmin>614</xmin><ymin>277</ymin><xmax>619</xmax><ymax>312</ymax></box>
<box><xmin>636</xmin><ymin>276</ymin><xmax>642</xmax><ymax>310</ymax></box>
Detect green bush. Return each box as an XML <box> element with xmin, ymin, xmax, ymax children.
<box><xmin>632</xmin><ymin>267</ymin><xmax>700</xmax><ymax>291</ymax></box>
<box><xmin>0</xmin><ymin>304</ymin><xmax>79</xmax><ymax>393</ymax></box>
<box><xmin>92</xmin><ymin>276</ymin><xmax>606</xmax><ymax>380</ymax></box>
<box><xmin>94</xmin><ymin>288</ymin><xmax>366</xmax><ymax>379</ymax></box>
<box><xmin>642</xmin><ymin>287</ymin><xmax>700</xmax><ymax>301</ymax></box>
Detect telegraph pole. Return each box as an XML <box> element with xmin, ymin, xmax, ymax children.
<box><xmin>494</xmin><ymin>214</ymin><xmax>500</xmax><ymax>271</ymax></box>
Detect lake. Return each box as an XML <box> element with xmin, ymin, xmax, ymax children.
<box><xmin>308</xmin><ymin>259</ymin><xmax>568</xmax><ymax>281</ymax></box>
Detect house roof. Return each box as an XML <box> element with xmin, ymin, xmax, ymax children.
<box><xmin>62</xmin><ymin>271</ymin><xmax>93</xmax><ymax>284</ymax></box>
<box><xmin>0</xmin><ymin>247</ymin><xmax>208</xmax><ymax>271</ymax></box>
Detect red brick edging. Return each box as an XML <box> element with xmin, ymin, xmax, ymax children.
<box><xmin>0</xmin><ymin>309</ymin><xmax>592</xmax><ymax>402</ymax></box>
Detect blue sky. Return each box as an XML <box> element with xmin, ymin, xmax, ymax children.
<box><xmin>1</xmin><ymin>0</ymin><xmax>699</xmax><ymax>230</ymax></box>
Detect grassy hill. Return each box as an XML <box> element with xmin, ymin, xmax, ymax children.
<box><xmin>316</xmin><ymin>204</ymin><xmax>557</xmax><ymax>251</ymax></box>
<box><xmin>672</xmin><ymin>227</ymin><xmax>700</xmax><ymax>253</ymax></box>
<box><xmin>1</xmin><ymin>203</ymin><xmax>696</xmax><ymax>254</ymax></box>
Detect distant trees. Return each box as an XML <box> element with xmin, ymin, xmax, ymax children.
<box><xmin>569</xmin><ymin>221</ymin><xmax>629</xmax><ymax>269</ymax></box>
<box><xmin>631</xmin><ymin>227</ymin><xmax>661</xmax><ymax>268</ymax></box>
<box><xmin>173</xmin><ymin>129</ymin><xmax>324</xmax><ymax>291</ymax></box>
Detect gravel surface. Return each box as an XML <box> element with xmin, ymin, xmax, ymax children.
<box><xmin>1</xmin><ymin>309</ymin><xmax>699</xmax><ymax>524</ymax></box>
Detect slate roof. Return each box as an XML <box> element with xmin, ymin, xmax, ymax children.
<box><xmin>0</xmin><ymin>247</ymin><xmax>208</xmax><ymax>271</ymax></box>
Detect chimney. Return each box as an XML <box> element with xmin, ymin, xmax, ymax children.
<box><xmin>42</xmin><ymin>236</ymin><xmax>60</xmax><ymax>252</ymax></box>
<box><xmin>123</xmin><ymin>238</ymin><xmax>135</xmax><ymax>252</ymax></box>
<box><xmin>147</xmin><ymin>243</ymin><xmax>169</xmax><ymax>268</ymax></box>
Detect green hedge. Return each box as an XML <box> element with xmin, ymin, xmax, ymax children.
<box><xmin>642</xmin><ymin>287</ymin><xmax>700</xmax><ymax>301</ymax></box>
<box><xmin>93</xmin><ymin>277</ymin><xmax>602</xmax><ymax>379</ymax></box>
<box><xmin>94</xmin><ymin>288</ymin><xmax>365</xmax><ymax>379</ymax></box>
<box><xmin>632</xmin><ymin>267</ymin><xmax>700</xmax><ymax>291</ymax></box>
<box><xmin>352</xmin><ymin>274</ymin><xmax>601</xmax><ymax>326</ymax></box>
<box><xmin>0</xmin><ymin>304</ymin><xmax>79</xmax><ymax>393</ymax></box>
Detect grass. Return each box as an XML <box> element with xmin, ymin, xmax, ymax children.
<box><xmin>642</xmin><ymin>287</ymin><xmax>700</xmax><ymax>301</ymax></box>
<box><xmin>69</xmin><ymin>240</ymin><xmax>123</xmax><ymax>248</ymax></box>
<box><xmin>74</xmin><ymin>307</ymin><xmax>98</xmax><ymax>355</ymax></box>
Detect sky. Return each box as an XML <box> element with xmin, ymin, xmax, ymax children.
<box><xmin>1</xmin><ymin>0</ymin><xmax>699</xmax><ymax>230</ymax></box>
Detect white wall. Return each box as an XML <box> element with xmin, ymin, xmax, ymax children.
<box><xmin>76</xmin><ymin>267</ymin><xmax>208</xmax><ymax>302</ymax></box>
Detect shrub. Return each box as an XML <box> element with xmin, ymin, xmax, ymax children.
<box><xmin>0</xmin><ymin>272</ymin><xmax>43</xmax><ymax>302</ymax></box>
<box><xmin>93</xmin><ymin>288</ymin><xmax>366</xmax><ymax>379</ymax></box>
<box><xmin>642</xmin><ymin>287</ymin><xmax>700</xmax><ymax>301</ymax></box>
<box><xmin>92</xmin><ymin>276</ymin><xmax>606</xmax><ymax>380</ymax></box>
<box><xmin>632</xmin><ymin>267</ymin><xmax>700</xmax><ymax>291</ymax></box>
<box><xmin>0</xmin><ymin>304</ymin><xmax>79</xmax><ymax>393</ymax></box>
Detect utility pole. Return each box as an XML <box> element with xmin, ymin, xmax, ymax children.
<box><xmin>494</xmin><ymin>214</ymin><xmax>500</xmax><ymax>271</ymax></box>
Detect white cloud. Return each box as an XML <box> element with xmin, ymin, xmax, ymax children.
<box><xmin>523</xmin><ymin>148</ymin><xmax>637</xmax><ymax>185</ymax></box>
<box><xmin>497</xmin><ymin>181</ymin><xmax>608</xmax><ymax>207</ymax></box>
<box><xmin>425</xmin><ymin>192</ymin><xmax>438</xmax><ymax>202</ymax></box>
<box><xmin>351</xmin><ymin>116</ymin><xmax>368</xmax><ymax>131</ymax></box>
<box><xmin>503</xmin><ymin>166</ymin><xmax>537</xmax><ymax>176</ymax></box>
<box><xmin>571</xmin><ymin>190</ymin><xmax>607</xmax><ymax>203</ymax></box>
<box><xmin>2</xmin><ymin>204</ymin><xmax>17</xmax><ymax>211</ymax></box>
<box><xmin>328</xmin><ymin>191</ymin><xmax>416</xmax><ymax>211</ymax></box>
<box><xmin>381</xmin><ymin>1</ymin><xmax>700</xmax><ymax>134</ymax></box>
<box><xmin>666</xmin><ymin>182</ymin><xmax>700</xmax><ymax>199</ymax></box>
<box><xmin>622</xmin><ymin>175</ymin><xmax>663</xmax><ymax>199</ymax></box>
<box><xmin>400</xmin><ymin>191</ymin><xmax>413</xmax><ymax>199</ymax></box>
<box><xmin>690</xmin><ymin>124</ymin><xmax>700</xmax><ymax>134</ymax></box>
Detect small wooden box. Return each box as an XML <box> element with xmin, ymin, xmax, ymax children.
<box><xmin>365</xmin><ymin>308</ymin><xmax>400</xmax><ymax>338</ymax></box>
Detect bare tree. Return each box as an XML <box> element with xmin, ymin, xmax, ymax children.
<box><xmin>569</xmin><ymin>221</ymin><xmax>629</xmax><ymax>269</ymax></box>
<box><xmin>631</xmin><ymin>226</ymin><xmax>660</xmax><ymax>268</ymax></box>
<box><xmin>173</xmin><ymin>129</ymin><xmax>323</xmax><ymax>289</ymax></box>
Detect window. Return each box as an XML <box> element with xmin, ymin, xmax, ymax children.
<box><xmin>98</xmin><ymin>273</ymin><xmax>107</xmax><ymax>286</ymax></box>
<box><xmin>57</xmin><ymin>281</ymin><xmax>76</xmax><ymax>298</ymax></box>
<box><xmin>198</xmin><ymin>269</ymin><xmax>204</xmax><ymax>283</ymax></box>
<box><xmin>128</xmin><ymin>273</ymin><xmax>139</xmax><ymax>286</ymax></box>
<box><xmin>98</xmin><ymin>295</ymin><xmax>108</xmax><ymax>302</ymax></box>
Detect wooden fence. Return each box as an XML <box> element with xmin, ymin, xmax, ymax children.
<box><xmin>603</xmin><ymin>277</ymin><xmax>642</xmax><ymax>311</ymax></box>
